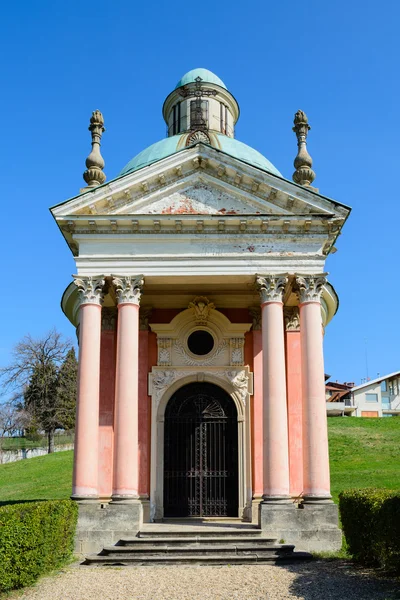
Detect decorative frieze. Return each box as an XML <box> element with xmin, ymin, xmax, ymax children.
<box><xmin>73</xmin><ymin>275</ymin><xmax>105</xmax><ymax>305</ymax></box>
<box><xmin>112</xmin><ymin>275</ymin><xmax>144</xmax><ymax>305</ymax></box>
<box><xmin>256</xmin><ymin>275</ymin><xmax>288</xmax><ymax>304</ymax></box>
<box><xmin>158</xmin><ymin>338</ymin><xmax>172</xmax><ymax>366</ymax></box>
<box><xmin>230</xmin><ymin>338</ymin><xmax>245</xmax><ymax>366</ymax></box>
<box><xmin>296</xmin><ymin>275</ymin><xmax>326</xmax><ymax>303</ymax></box>
<box><xmin>101</xmin><ymin>307</ymin><xmax>117</xmax><ymax>331</ymax></box>
<box><xmin>188</xmin><ymin>296</ymin><xmax>215</xmax><ymax>324</ymax></box>
<box><xmin>284</xmin><ymin>307</ymin><xmax>300</xmax><ymax>331</ymax></box>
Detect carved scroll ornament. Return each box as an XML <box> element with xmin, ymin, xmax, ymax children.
<box><xmin>256</xmin><ymin>275</ymin><xmax>288</xmax><ymax>304</ymax></box>
<box><xmin>284</xmin><ymin>307</ymin><xmax>300</xmax><ymax>331</ymax></box>
<box><xmin>188</xmin><ymin>296</ymin><xmax>215</xmax><ymax>324</ymax></box>
<box><xmin>112</xmin><ymin>275</ymin><xmax>144</xmax><ymax>305</ymax></box>
<box><xmin>73</xmin><ymin>275</ymin><xmax>105</xmax><ymax>305</ymax></box>
<box><xmin>296</xmin><ymin>275</ymin><xmax>326</xmax><ymax>303</ymax></box>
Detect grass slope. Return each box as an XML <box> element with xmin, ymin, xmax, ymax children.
<box><xmin>328</xmin><ymin>417</ymin><xmax>400</xmax><ymax>502</ymax></box>
<box><xmin>0</xmin><ymin>419</ymin><xmax>399</xmax><ymax>504</ymax></box>
<box><xmin>0</xmin><ymin>451</ymin><xmax>73</xmax><ymax>503</ymax></box>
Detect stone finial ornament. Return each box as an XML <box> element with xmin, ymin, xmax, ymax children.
<box><xmin>83</xmin><ymin>110</ymin><xmax>106</xmax><ymax>187</ymax></box>
<box><xmin>292</xmin><ymin>110</ymin><xmax>315</xmax><ymax>186</ymax></box>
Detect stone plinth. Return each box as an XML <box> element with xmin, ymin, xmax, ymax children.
<box><xmin>75</xmin><ymin>500</ymin><xmax>143</xmax><ymax>555</ymax></box>
<box><xmin>259</xmin><ymin>501</ymin><xmax>342</xmax><ymax>553</ymax></box>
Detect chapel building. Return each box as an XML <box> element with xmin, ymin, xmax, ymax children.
<box><xmin>51</xmin><ymin>68</ymin><xmax>350</xmax><ymax>553</ymax></box>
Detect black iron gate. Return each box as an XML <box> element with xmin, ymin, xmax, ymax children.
<box><xmin>164</xmin><ymin>382</ymin><xmax>238</xmax><ymax>517</ymax></box>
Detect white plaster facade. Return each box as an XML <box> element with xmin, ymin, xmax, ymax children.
<box><xmin>148</xmin><ymin>305</ymin><xmax>253</xmax><ymax>520</ymax></box>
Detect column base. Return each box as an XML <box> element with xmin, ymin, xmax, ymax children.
<box><xmin>74</xmin><ymin>499</ymin><xmax>143</xmax><ymax>555</ymax></box>
<box><xmin>111</xmin><ymin>495</ymin><xmax>140</xmax><ymax>503</ymax></box>
<box><xmin>302</xmin><ymin>495</ymin><xmax>333</xmax><ymax>505</ymax></box>
<box><xmin>71</xmin><ymin>494</ymin><xmax>99</xmax><ymax>503</ymax></box>
<box><xmin>259</xmin><ymin>500</ymin><xmax>342</xmax><ymax>553</ymax></box>
<box><xmin>262</xmin><ymin>495</ymin><xmax>294</xmax><ymax>505</ymax></box>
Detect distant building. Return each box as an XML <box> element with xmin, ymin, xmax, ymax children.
<box><xmin>325</xmin><ymin>380</ymin><xmax>355</xmax><ymax>416</ymax></box>
<box><xmin>325</xmin><ymin>372</ymin><xmax>400</xmax><ymax>417</ymax></box>
<box><xmin>350</xmin><ymin>372</ymin><xmax>400</xmax><ymax>417</ymax></box>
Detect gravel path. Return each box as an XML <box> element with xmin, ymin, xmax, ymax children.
<box><xmin>17</xmin><ymin>560</ymin><xmax>399</xmax><ymax>600</ymax></box>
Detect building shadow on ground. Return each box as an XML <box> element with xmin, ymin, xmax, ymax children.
<box><xmin>280</xmin><ymin>558</ymin><xmax>400</xmax><ymax>600</ymax></box>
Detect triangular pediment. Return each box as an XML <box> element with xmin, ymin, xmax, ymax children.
<box><xmin>52</xmin><ymin>143</ymin><xmax>350</xmax><ymax>220</ymax></box>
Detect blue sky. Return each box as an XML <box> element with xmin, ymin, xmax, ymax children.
<box><xmin>0</xmin><ymin>1</ymin><xmax>398</xmax><ymax>385</ymax></box>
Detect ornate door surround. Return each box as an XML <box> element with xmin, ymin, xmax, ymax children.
<box><xmin>149</xmin><ymin>298</ymin><xmax>253</xmax><ymax>521</ymax></box>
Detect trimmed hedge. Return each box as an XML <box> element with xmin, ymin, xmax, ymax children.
<box><xmin>0</xmin><ymin>499</ymin><xmax>78</xmax><ymax>592</ymax></box>
<box><xmin>339</xmin><ymin>488</ymin><xmax>400</xmax><ymax>572</ymax></box>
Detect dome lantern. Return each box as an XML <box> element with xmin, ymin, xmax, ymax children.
<box><xmin>162</xmin><ymin>68</ymin><xmax>240</xmax><ymax>141</ymax></box>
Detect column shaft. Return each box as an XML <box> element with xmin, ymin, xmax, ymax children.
<box><xmin>113</xmin><ymin>303</ymin><xmax>140</xmax><ymax>498</ymax></box>
<box><xmin>300</xmin><ymin>300</ymin><xmax>331</xmax><ymax>499</ymax></box>
<box><xmin>261</xmin><ymin>301</ymin><xmax>290</xmax><ymax>498</ymax></box>
<box><xmin>72</xmin><ymin>303</ymin><xmax>102</xmax><ymax>498</ymax></box>
<box><xmin>252</xmin><ymin>328</ymin><xmax>263</xmax><ymax>499</ymax></box>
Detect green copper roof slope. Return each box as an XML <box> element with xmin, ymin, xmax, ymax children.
<box><xmin>119</xmin><ymin>134</ymin><xmax>282</xmax><ymax>178</ymax></box>
<box><xmin>175</xmin><ymin>68</ymin><xmax>227</xmax><ymax>90</ymax></box>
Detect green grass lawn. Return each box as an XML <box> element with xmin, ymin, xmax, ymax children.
<box><xmin>0</xmin><ymin>450</ymin><xmax>73</xmax><ymax>503</ymax></box>
<box><xmin>328</xmin><ymin>417</ymin><xmax>400</xmax><ymax>502</ymax></box>
<box><xmin>0</xmin><ymin>418</ymin><xmax>399</xmax><ymax>504</ymax></box>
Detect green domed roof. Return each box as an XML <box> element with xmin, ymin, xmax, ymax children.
<box><xmin>175</xmin><ymin>68</ymin><xmax>227</xmax><ymax>90</ymax></box>
<box><xmin>119</xmin><ymin>134</ymin><xmax>282</xmax><ymax>178</ymax></box>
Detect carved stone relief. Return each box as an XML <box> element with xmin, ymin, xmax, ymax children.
<box><xmin>139</xmin><ymin>307</ymin><xmax>152</xmax><ymax>331</ymax></box>
<box><xmin>230</xmin><ymin>338</ymin><xmax>245</xmax><ymax>366</ymax></box>
<box><xmin>158</xmin><ymin>338</ymin><xmax>172</xmax><ymax>366</ymax></box>
<box><xmin>173</xmin><ymin>338</ymin><xmax>227</xmax><ymax>366</ymax></box>
<box><xmin>188</xmin><ymin>296</ymin><xmax>215</xmax><ymax>324</ymax></box>
<box><xmin>149</xmin><ymin>368</ymin><xmax>251</xmax><ymax>412</ymax></box>
<box><xmin>249</xmin><ymin>307</ymin><xmax>261</xmax><ymax>331</ymax></box>
<box><xmin>284</xmin><ymin>307</ymin><xmax>300</xmax><ymax>331</ymax></box>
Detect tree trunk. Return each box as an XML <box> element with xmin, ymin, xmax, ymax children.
<box><xmin>48</xmin><ymin>429</ymin><xmax>55</xmax><ymax>453</ymax></box>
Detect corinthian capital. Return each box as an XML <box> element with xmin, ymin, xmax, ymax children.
<box><xmin>296</xmin><ymin>274</ymin><xmax>326</xmax><ymax>303</ymax></box>
<box><xmin>256</xmin><ymin>275</ymin><xmax>288</xmax><ymax>304</ymax></box>
<box><xmin>73</xmin><ymin>275</ymin><xmax>105</xmax><ymax>305</ymax></box>
<box><xmin>112</xmin><ymin>275</ymin><xmax>144</xmax><ymax>305</ymax></box>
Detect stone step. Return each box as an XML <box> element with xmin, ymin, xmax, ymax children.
<box><xmin>100</xmin><ymin>543</ymin><xmax>293</xmax><ymax>556</ymax></box>
<box><xmin>83</xmin><ymin>552</ymin><xmax>312</xmax><ymax>566</ymax></box>
<box><xmin>137</xmin><ymin>529</ymin><xmax>262</xmax><ymax>539</ymax></box>
<box><xmin>118</xmin><ymin>536</ymin><xmax>276</xmax><ymax>546</ymax></box>
<box><xmin>83</xmin><ymin>532</ymin><xmax>312</xmax><ymax>566</ymax></box>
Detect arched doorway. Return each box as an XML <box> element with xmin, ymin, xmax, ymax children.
<box><xmin>164</xmin><ymin>382</ymin><xmax>238</xmax><ymax>518</ymax></box>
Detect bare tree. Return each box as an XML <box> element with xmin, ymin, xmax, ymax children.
<box><xmin>0</xmin><ymin>401</ymin><xmax>24</xmax><ymax>462</ymax></box>
<box><xmin>0</xmin><ymin>329</ymin><xmax>76</xmax><ymax>453</ymax></box>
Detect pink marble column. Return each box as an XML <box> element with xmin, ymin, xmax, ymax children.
<box><xmin>257</xmin><ymin>276</ymin><xmax>290</xmax><ymax>501</ymax></box>
<box><xmin>112</xmin><ymin>275</ymin><xmax>144</xmax><ymax>500</ymax></box>
<box><xmin>72</xmin><ymin>276</ymin><xmax>105</xmax><ymax>499</ymax></box>
<box><xmin>138</xmin><ymin>309</ymin><xmax>152</xmax><ymax>503</ymax></box>
<box><xmin>297</xmin><ymin>275</ymin><xmax>332</xmax><ymax>502</ymax></box>
<box><xmin>249</xmin><ymin>308</ymin><xmax>263</xmax><ymax>506</ymax></box>
<box><xmin>284</xmin><ymin>308</ymin><xmax>303</xmax><ymax>498</ymax></box>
